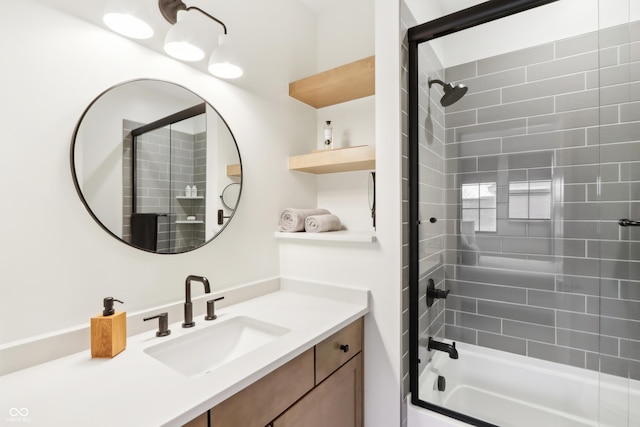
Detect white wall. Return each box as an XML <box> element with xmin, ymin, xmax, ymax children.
<box><xmin>0</xmin><ymin>0</ymin><xmax>317</xmax><ymax>344</ymax></box>
<box><xmin>279</xmin><ymin>1</ymin><xmax>404</xmax><ymax>426</ymax></box>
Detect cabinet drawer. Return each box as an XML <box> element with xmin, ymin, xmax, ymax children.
<box><xmin>315</xmin><ymin>318</ymin><xmax>363</xmax><ymax>384</ymax></box>
<box><xmin>210</xmin><ymin>348</ymin><xmax>314</xmax><ymax>427</ymax></box>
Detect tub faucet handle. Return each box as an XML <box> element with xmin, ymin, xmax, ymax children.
<box><xmin>426</xmin><ymin>279</ymin><xmax>450</xmax><ymax>308</ymax></box>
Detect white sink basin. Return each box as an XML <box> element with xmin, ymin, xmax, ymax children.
<box><xmin>143</xmin><ymin>316</ymin><xmax>290</xmax><ymax>377</ymax></box>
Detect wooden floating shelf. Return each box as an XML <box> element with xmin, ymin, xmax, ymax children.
<box><xmin>227</xmin><ymin>164</ymin><xmax>242</xmax><ymax>177</ymax></box>
<box><xmin>288</xmin><ymin>145</ymin><xmax>375</xmax><ymax>174</ymax></box>
<box><xmin>289</xmin><ymin>56</ymin><xmax>375</xmax><ymax>109</ymax></box>
<box><xmin>274</xmin><ymin>230</ymin><xmax>377</xmax><ymax>243</ymax></box>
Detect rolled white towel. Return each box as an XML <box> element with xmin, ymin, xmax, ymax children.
<box><xmin>304</xmin><ymin>214</ymin><xmax>342</xmax><ymax>233</ymax></box>
<box><xmin>279</xmin><ymin>208</ymin><xmax>330</xmax><ymax>232</ymax></box>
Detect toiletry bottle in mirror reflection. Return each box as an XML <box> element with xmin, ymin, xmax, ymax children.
<box><xmin>324</xmin><ymin>120</ymin><xmax>333</xmax><ymax>150</ymax></box>
<box><xmin>185</xmin><ymin>185</ymin><xmax>192</xmax><ymax>197</ymax></box>
<box><xmin>192</xmin><ymin>185</ymin><xmax>198</xmax><ymax>197</ymax></box>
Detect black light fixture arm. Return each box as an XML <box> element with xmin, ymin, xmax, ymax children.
<box><xmin>158</xmin><ymin>0</ymin><xmax>228</xmax><ymax>34</ymax></box>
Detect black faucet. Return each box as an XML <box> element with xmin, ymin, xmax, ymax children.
<box><xmin>428</xmin><ymin>337</ymin><xmax>459</xmax><ymax>359</ymax></box>
<box><xmin>183</xmin><ymin>275</ymin><xmax>211</xmax><ymax>328</ymax></box>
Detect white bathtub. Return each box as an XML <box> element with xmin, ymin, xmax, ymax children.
<box><xmin>407</xmin><ymin>342</ymin><xmax>640</xmax><ymax>427</ymax></box>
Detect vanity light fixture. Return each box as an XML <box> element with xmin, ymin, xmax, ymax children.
<box><xmin>159</xmin><ymin>0</ymin><xmax>243</xmax><ymax>79</ymax></box>
<box><xmin>103</xmin><ymin>0</ymin><xmax>154</xmax><ymax>39</ymax></box>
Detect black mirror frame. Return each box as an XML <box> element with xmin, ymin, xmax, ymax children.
<box><xmin>70</xmin><ymin>78</ymin><xmax>243</xmax><ymax>255</ymax></box>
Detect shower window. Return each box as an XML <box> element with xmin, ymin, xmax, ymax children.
<box><xmin>461</xmin><ymin>182</ymin><xmax>496</xmax><ymax>232</ymax></box>
<box><xmin>508</xmin><ymin>180</ymin><xmax>551</xmax><ymax>219</ymax></box>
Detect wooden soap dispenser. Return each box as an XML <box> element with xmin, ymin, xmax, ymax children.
<box><xmin>91</xmin><ymin>297</ymin><xmax>126</xmax><ymax>358</ymax></box>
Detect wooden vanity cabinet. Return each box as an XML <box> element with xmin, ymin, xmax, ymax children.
<box><xmin>184</xmin><ymin>318</ymin><xmax>364</xmax><ymax>427</ymax></box>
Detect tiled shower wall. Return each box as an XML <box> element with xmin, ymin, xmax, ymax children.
<box><xmin>122</xmin><ymin>121</ymin><xmax>206</xmax><ymax>253</ymax></box>
<box><xmin>441</xmin><ymin>22</ymin><xmax>640</xmax><ymax>378</ymax></box>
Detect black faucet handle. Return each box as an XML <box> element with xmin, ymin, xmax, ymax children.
<box><xmin>144</xmin><ymin>312</ymin><xmax>171</xmax><ymax>337</ymax></box>
<box><xmin>205</xmin><ymin>296</ymin><xmax>225</xmax><ymax>321</ymax></box>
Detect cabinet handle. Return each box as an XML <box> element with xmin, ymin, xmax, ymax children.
<box><xmin>339</xmin><ymin>344</ymin><xmax>350</xmax><ymax>353</ymax></box>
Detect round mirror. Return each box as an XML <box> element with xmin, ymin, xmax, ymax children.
<box><xmin>71</xmin><ymin>79</ymin><xmax>242</xmax><ymax>254</ymax></box>
<box><xmin>220</xmin><ymin>183</ymin><xmax>241</xmax><ymax>210</ymax></box>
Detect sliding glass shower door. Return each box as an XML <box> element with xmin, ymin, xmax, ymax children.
<box><xmin>407</xmin><ymin>0</ymin><xmax>639</xmax><ymax>426</ymax></box>
<box><xmin>597</xmin><ymin>3</ymin><xmax>640</xmax><ymax>425</ymax></box>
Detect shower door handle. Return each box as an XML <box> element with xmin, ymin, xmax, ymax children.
<box><xmin>618</xmin><ymin>219</ymin><xmax>640</xmax><ymax>227</ymax></box>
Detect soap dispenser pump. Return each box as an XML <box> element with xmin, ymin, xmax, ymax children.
<box><xmin>91</xmin><ymin>297</ymin><xmax>127</xmax><ymax>359</ymax></box>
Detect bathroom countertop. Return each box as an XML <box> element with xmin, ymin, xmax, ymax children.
<box><xmin>0</xmin><ymin>280</ymin><xmax>369</xmax><ymax>427</ymax></box>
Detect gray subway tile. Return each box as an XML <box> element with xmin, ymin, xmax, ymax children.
<box><xmin>502</xmin><ymin>237</ymin><xmax>552</xmax><ymax>255</ymax></box>
<box><xmin>600</xmin><ymin>297</ymin><xmax>640</xmax><ymax>321</ymax></box>
<box><xmin>455</xmin><ymin>119</ymin><xmax>527</xmax><ymax>143</ymax></box>
<box><xmin>528</xmin><ymin>290</ymin><xmax>586</xmax><ymax>312</ymax></box>
<box><xmin>557</xmin><ymin>311</ymin><xmax>600</xmax><ymax>333</ymax></box>
<box><xmin>556</xmin><ymin>31</ymin><xmax>598</xmax><ymax>58</ymax></box>
<box><xmin>620</xmin><ymin>101</ymin><xmax>640</xmax><ymax>122</ymax></box>
<box><xmin>445</xmin><ymin>139</ymin><xmax>501</xmax><ymax>158</ymax></box>
<box><xmin>448</xmin><ymin>280</ymin><xmax>526</xmax><ymax>304</ymax></box>
<box><xmin>456</xmin><ymin>265</ymin><xmax>555</xmax><ymax>291</ymax></box>
<box><xmin>478</xmin><ymin>300</ymin><xmax>555</xmax><ymax>326</ymax></box>
<box><xmin>556</xmin><ymin>89</ymin><xmax>599</xmax><ymax>112</ymax></box>
<box><xmin>503</xmin><ymin>74</ymin><xmax>585</xmax><ymax>103</ymax></box>
<box><xmin>458</xmin><ymin>312</ymin><xmax>502</xmax><ymax>333</ymax></box>
<box><xmin>553</xmin><ymin>164</ymin><xmax>600</xmax><ymax>184</ymax></box>
<box><xmin>445</xmin><ymin>110</ymin><xmax>476</xmax><ymax>128</ymax></box>
<box><xmin>621</xmin><ymin>281</ymin><xmax>640</xmax><ymax>301</ymax></box>
<box><xmin>599</xmin><ymin>122</ymin><xmax>640</xmax><ymax>144</ymax></box>
<box><xmin>557</xmin><ymin>329</ymin><xmax>619</xmax><ymax>356</ymax></box>
<box><xmin>562</xmin><ymin>257</ymin><xmax>601</xmax><ymax>278</ymax></box>
<box><xmin>528</xmin><ymin>108</ymin><xmax>600</xmax><ymax>134</ymax></box>
<box><xmin>620</xmin><ymin>339</ymin><xmax>640</xmax><ymax>360</ymax></box>
<box><xmin>601</xmin><ymin>316</ymin><xmax>640</xmax><ymax>341</ymax></box>
<box><xmin>478</xmin><ymin>97</ymin><xmax>554</xmax><ymax>124</ymax></box>
<box><xmin>478</xmin><ymin>331</ymin><xmax>527</xmax><ymax>355</ymax></box>
<box><xmin>528</xmin><ymin>341</ymin><xmax>586</xmax><ymax>368</ymax></box>
<box><xmin>600</xmin><ymin>62</ymin><xmax>640</xmax><ymax>87</ymax></box>
<box><xmin>463</xmin><ymin>68</ymin><xmax>526</xmax><ymax>93</ymax></box>
<box><xmin>445</xmin><ymin>295</ymin><xmax>477</xmax><ymax>313</ymax></box>
<box><xmin>446</xmin><ymin>62</ymin><xmax>477</xmax><ymax>82</ymax></box>
<box><xmin>589</xmin><ymin>183</ymin><xmax>632</xmax><ymax>202</ymax></box>
<box><xmin>599</xmin><ymin>355</ymin><xmax>633</xmax><ymax>378</ymax></box>
<box><xmin>445</xmin><ymin>324</ymin><xmax>477</xmax><ymax>345</ymax></box>
<box><xmin>502</xmin><ymin>129</ymin><xmax>586</xmax><ymax>153</ymax></box>
<box><xmin>478</xmin><ymin>44</ymin><xmax>554</xmax><ymax>75</ymax></box>
<box><xmin>599</xmin><ymin>24</ymin><xmax>631</xmax><ymax>48</ymax></box>
<box><xmin>528</xmin><ymin>51</ymin><xmax>598</xmax><ymax>81</ymax></box>
<box><xmin>600</xmin><ymin>139</ymin><xmax>640</xmax><ymax>164</ymax></box>
<box><xmin>503</xmin><ymin>319</ymin><xmax>555</xmax><ymax>344</ymax></box>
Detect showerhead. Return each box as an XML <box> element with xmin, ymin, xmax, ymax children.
<box><xmin>428</xmin><ymin>78</ymin><xmax>468</xmax><ymax>107</ymax></box>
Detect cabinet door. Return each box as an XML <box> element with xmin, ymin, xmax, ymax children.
<box><xmin>210</xmin><ymin>349</ymin><xmax>314</xmax><ymax>427</ymax></box>
<box><xmin>273</xmin><ymin>353</ymin><xmax>362</xmax><ymax>427</ymax></box>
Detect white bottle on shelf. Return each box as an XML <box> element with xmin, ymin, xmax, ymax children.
<box><xmin>192</xmin><ymin>185</ymin><xmax>198</xmax><ymax>197</ymax></box>
<box><xmin>323</xmin><ymin>120</ymin><xmax>333</xmax><ymax>150</ymax></box>
<box><xmin>185</xmin><ymin>185</ymin><xmax>192</xmax><ymax>197</ymax></box>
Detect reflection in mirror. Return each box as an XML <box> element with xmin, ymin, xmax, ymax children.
<box><xmin>71</xmin><ymin>79</ymin><xmax>242</xmax><ymax>254</ymax></box>
<box><xmin>220</xmin><ymin>183</ymin><xmax>241</xmax><ymax>210</ymax></box>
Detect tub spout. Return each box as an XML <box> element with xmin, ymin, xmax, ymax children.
<box><xmin>428</xmin><ymin>337</ymin><xmax>458</xmax><ymax>359</ymax></box>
